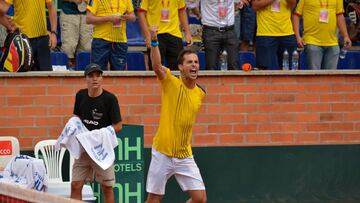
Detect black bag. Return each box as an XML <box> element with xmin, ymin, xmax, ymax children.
<box><xmin>0</xmin><ymin>31</ymin><xmax>32</xmax><ymax>72</ymax></box>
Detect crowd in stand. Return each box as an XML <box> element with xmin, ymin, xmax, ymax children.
<box><xmin>0</xmin><ymin>0</ymin><xmax>356</xmax><ymax>71</ymax></box>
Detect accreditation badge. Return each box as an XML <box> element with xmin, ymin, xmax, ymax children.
<box><xmin>271</xmin><ymin>0</ymin><xmax>280</xmax><ymax>12</ymax></box>
<box><xmin>319</xmin><ymin>9</ymin><xmax>329</xmax><ymax>23</ymax></box>
<box><xmin>218</xmin><ymin>0</ymin><xmax>228</xmax><ymax>18</ymax></box>
<box><xmin>160</xmin><ymin>8</ymin><xmax>170</xmax><ymax>22</ymax></box>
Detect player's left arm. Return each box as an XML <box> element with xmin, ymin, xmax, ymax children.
<box><xmin>47</xmin><ymin>0</ymin><xmax>58</xmax><ymax>49</ymax></box>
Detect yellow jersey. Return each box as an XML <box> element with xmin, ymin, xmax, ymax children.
<box><xmin>5</xmin><ymin>0</ymin><xmax>52</xmax><ymax>38</ymax></box>
<box><xmin>153</xmin><ymin>68</ymin><xmax>206</xmax><ymax>158</ymax></box>
<box><xmin>139</xmin><ymin>0</ymin><xmax>185</xmax><ymax>38</ymax></box>
<box><xmin>87</xmin><ymin>0</ymin><xmax>134</xmax><ymax>43</ymax></box>
<box><xmin>256</xmin><ymin>0</ymin><xmax>294</xmax><ymax>36</ymax></box>
<box><xmin>295</xmin><ymin>0</ymin><xmax>344</xmax><ymax>46</ymax></box>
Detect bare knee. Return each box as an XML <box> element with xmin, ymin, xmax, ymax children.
<box><xmin>188</xmin><ymin>190</ymin><xmax>207</xmax><ymax>203</ymax></box>
<box><xmin>146</xmin><ymin>193</ymin><xmax>163</xmax><ymax>203</ymax></box>
<box><xmin>71</xmin><ymin>181</ymin><xmax>84</xmax><ymax>200</ymax></box>
<box><xmin>188</xmin><ymin>197</ymin><xmax>207</xmax><ymax>203</ymax></box>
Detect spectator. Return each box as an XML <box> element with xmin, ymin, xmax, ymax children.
<box><xmin>138</xmin><ymin>0</ymin><xmax>192</xmax><ymax>70</ymax></box>
<box><xmin>292</xmin><ymin>0</ymin><xmax>352</xmax><ymax>69</ymax></box>
<box><xmin>252</xmin><ymin>0</ymin><xmax>297</xmax><ymax>70</ymax></box>
<box><xmin>2</xmin><ymin>0</ymin><xmax>57</xmax><ymax>71</ymax></box>
<box><xmin>86</xmin><ymin>0</ymin><xmax>136</xmax><ymax>70</ymax></box>
<box><xmin>201</xmin><ymin>0</ymin><xmax>239</xmax><ymax>70</ymax></box>
<box><xmin>60</xmin><ymin>0</ymin><xmax>93</xmax><ymax>69</ymax></box>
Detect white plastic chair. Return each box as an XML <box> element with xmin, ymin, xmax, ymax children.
<box><xmin>0</xmin><ymin>136</ymin><xmax>20</xmax><ymax>169</ymax></box>
<box><xmin>34</xmin><ymin>139</ymin><xmax>73</xmax><ymax>182</ymax></box>
<box><xmin>34</xmin><ymin>139</ymin><xmax>96</xmax><ymax>201</ymax></box>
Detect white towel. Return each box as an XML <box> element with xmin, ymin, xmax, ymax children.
<box><xmin>55</xmin><ymin>116</ymin><xmax>86</xmax><ymax>159</ymax></box>
<box><xmin>1</xmin><ymin>155</ymin><xmax>48</xmax><ymax>192</ymax></box>
<box><xmin>76</xmin><ymin>125</ymin><xmax>118</xmax><ymax>170</ymax></box>
<box><xmin>56</xmin><ymin>116</ymin><xmax>118</xmax><ymax>170</ymax></box>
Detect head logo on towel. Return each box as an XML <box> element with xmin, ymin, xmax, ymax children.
<box><xmin>0</xmin><ymin>141</ymin><xmax>12</xmax><ymax>155</ymax></box>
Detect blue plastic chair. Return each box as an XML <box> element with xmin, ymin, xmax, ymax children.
<box><xmin>75</xmin><ymin>52</ymin><xmax>91</xmax><ymax>71</ymax></box>
<box><xmin>126</xmin><ymin>19</ymin><xmax>146</xmax><ymax>47</ymax></box>
<box><xmin>238</xmin><ymin>51</ymin><xmax>256</xmax><ymax>68</ymax></box>
<box><xmin>51</xmin><ymin>52</ymin><xmax>68</xmax><ymax>66</ymax></box>
<box><xmin>126</xmin><ymin>51</ymin><xmax>146</xmax><ymax>70</ymax></box>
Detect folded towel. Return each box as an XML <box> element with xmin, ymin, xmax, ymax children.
<box><xmin>1</xmin><ymin>155</ymin><xmax>48</xmax><ymax>192</ymax></box>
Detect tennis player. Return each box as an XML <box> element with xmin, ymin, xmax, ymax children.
<box><xmin>145</xmin><ymin>27</ymin><xmax>207</xmax><ymax>203</ymax></box>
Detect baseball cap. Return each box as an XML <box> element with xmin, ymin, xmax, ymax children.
<box><xmin>84</xmin><ymin>63</ymin><xmax>103</xmax><ymax>76</ymax></box>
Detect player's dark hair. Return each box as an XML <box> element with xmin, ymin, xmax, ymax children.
<box><xmin>177</xmin><ymin>47</ymin><xmax>197</xmax><ymax>65</ymax></box>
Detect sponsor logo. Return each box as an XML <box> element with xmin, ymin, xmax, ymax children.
<box><xmin>0</xmin><ymin>141</ymin><xmax>12</xmax><ymax>155</ymax></box>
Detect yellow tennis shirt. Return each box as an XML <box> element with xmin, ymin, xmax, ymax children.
<box><xmin>153</xmin><ymin>68</ymin><xmax>206</xmax><ymax>158</ymax></box>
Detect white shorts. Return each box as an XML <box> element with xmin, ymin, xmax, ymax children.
<box><xmin>146</xmin><ymin>147</ymin><xmax>206</xmax><ymax>195</ymax></box>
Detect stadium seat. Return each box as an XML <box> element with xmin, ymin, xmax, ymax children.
<box><xmin>127</xmin><ymin>51</ymin><xmax>146</xmax><ymax>70</ymax></box>
<box><xmin>239</xmin><ymin>51</ymin><xmax>256</xmax><ymax>68</ymax></box>
<box><xmin>337</xmin><ymin>51</ymin><xmax>360</xmax><ymax>69</ymax></box>
<box><xmin>198</xmin><ymin>51</ymin><xmax>206</xmax><ymax>70</ymax></box>
<box><xmin>299</xmin><ymin>51</ymin><xmax>308</xmax><ymax>70</ymax></box>
<box><xmin>126</xmin><ymin>18</ymin><xmax>146</xmax><ymax>47</ymax></box>
<box><xmin>300</xmin><ymin>50</ymin><xmax>360</xmax><ymax>70</ymax></box>
<box><xmin>51</xmin><ymin>51</ymin><xmax>68</xmax><ymax>67</ymax></box>
<box><xmin>75</xmin><ymin>52</ymin><xmax>91</xmax><ymax>71</ymax></box>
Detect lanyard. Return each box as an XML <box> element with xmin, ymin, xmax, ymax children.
<box><xmin>319</xmin><ymin>0</ymin><xmax>328</xmax><ymax>9</ymax></box>
<box><xmin>161</xmin><ymin>0</ymin><xmax>170</xmax><ymax>8</ymax></box>
<box><xmin>108</xmin><ymin>0</ymin><xmax>120</xmax><ymax>13</ymax></box>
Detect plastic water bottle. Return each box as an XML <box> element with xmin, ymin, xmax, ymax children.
<box><xmin>291</xmin><ymin>50</ymin><xmax>299</xmax><ymax>70</ymax></box>
<box><xmin>282</xmin><ymin>49</ymin><xmax>289</xmax><ymax>70</ymax></box>
<box><xmin>220</xmin><ymin>50</ymin><xmax>228</xmax><ymax>71</ymax></box>
<box><xmin>339</xmin><ymin>47</ymin><xmax>347</xmax><ymax>59</ymax></box>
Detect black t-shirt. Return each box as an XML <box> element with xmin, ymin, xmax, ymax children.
<box><xmin>73</xmin><ymin>89</ymin><xmax>122</xmax><ymax>131</ymax></box>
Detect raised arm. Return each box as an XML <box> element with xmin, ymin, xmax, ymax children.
<box><xmin>149</xmin><ymin>27</ymin><xmax>166</xmax><ymax>80</ymax></box>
